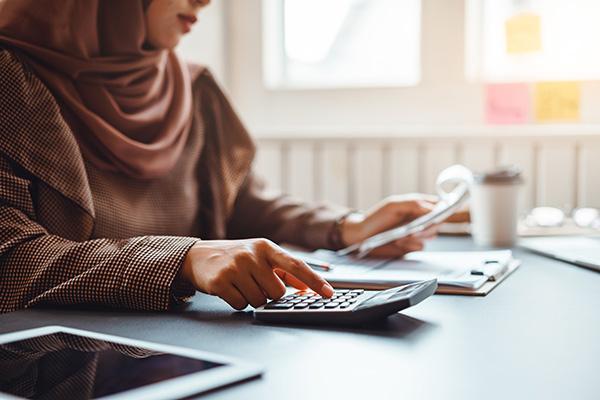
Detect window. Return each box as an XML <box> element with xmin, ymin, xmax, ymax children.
<box><xmin>262</xmin><ymin>0</ymin><xmax>421</xmax><ymax>89</ymax></box>
<box><xmin>466</xmin><ymin>0</ymin><xmax>600</xmax><ymax>82</ymax></box>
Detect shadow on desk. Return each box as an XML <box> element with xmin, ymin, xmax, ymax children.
<box><xmin>169</xmin><ymin>297</ymin><xmax>437</xmax><ymax>340</ymax></box>
<box><xmin>251</xmin><ymin>312</ymin><xmax>437</xmax><ymax>340</ymax></box>
<box><xmin>174</xmin><ymin>294</ymin><xmax>437</xmax><ymax>340</ymax></box>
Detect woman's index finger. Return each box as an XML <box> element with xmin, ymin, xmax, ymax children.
<box><xmin>263</xmin><ymin>244</ymin><xmax>334</xmax><ymax>298</ymax></box>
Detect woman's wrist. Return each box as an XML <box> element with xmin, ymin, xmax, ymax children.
<box><xmin>339</xmin><ymin>212</ymin><xmax>366</xmax><ymax>246</ymax></box>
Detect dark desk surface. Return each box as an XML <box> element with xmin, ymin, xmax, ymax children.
<box><xmin>1</xmin><ymin>237</ymin><xmax>598</xmax><ymax>400</ymax></box>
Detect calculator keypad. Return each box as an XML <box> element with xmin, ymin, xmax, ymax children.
<box><xmin>255</xmin><ymin>280</ymin><xmax>438</xmax><ymax>325</ymax></box>
<box><xmin>263</xmin><ymin>289</ymin><xmax>366</xmax><ymax>311</ymax></box>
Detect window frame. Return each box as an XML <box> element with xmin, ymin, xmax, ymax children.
<box><xmin>261</xmin><ymin>0</ymin><xmax>422</xmax><ymax>91</ymax></box>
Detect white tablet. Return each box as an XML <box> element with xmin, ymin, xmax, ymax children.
<box><xmin>0</xmin><ymin>325</ymin><xmax>262</xmax><ymax>399</ymax></box>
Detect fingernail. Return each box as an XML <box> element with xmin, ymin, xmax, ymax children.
<box><xmin>321</xmin><ymin>283</ymin><xmax>334</xmax><ymax>298</ymax></box>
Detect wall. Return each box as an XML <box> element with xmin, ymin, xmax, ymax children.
<box><xmin>254</xmin><ymin>133</ymin><xmax>600</xmax><ymax>211</ymax></box>
<box><xmin>226</xmin><ymin>0</ymin><xmax>600</xmax><ymax>133</ymax></box>
<box><xmin>177</xmin><ymin>0</ymin><xmax>227</xmax><ymax>84</ymax></box>
<box><xmin>181</xmin><ymin>1</ymin><xmax>600</xmax><ymax>211</ymax></box>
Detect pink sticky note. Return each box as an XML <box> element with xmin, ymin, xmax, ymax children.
<box><xmin>485</xmin><ymin>83</ymin><xmax>530</xmax><ymax>124</ymax></box>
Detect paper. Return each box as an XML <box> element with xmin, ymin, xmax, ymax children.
<box><xmin>534</xmin><ymin>82</ymin><xmax>580</xmax><ymax>122</ymax></box>
<box><xmin>288</xmin><ymin>246</ymin><xmax>514</xmax><ymax>291</ymax></box>
<box><xmin>485</xmin><ymin>83</ymin><xmax>530</xmax><ymax>124</ymax></box>
<box><xmin>505</xmin><ymin>13</ymin><xmax>542</xmax><ymax>54</ymax></box>
<box><xmin>337</xmin><ymin>165</ymin><xmax>474</xmax><ymax>258</ymax></box>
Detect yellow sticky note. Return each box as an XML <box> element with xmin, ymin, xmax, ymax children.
<box><xmin>534</xmin><ymin>82</ymin><xmax>580</xmax><ymax>122</ymax></box>
<box><xmin>505</xmin><ymin>13</ymin><xmax>542</xmax><ymax>54</ymax></box>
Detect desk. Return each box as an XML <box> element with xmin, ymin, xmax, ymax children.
<box><xmin>0</xmin><ymin>237</ymin><xmax>598</xmax><ymax>400</ymax></box>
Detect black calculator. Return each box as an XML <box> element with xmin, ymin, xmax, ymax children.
<box><xmin>254</xmin><ymin>279</ymin><xmax>437</xmax><ymax>325</ymax></box>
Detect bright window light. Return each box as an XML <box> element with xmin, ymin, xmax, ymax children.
<box><xmin>263</xmin><ymin>0</ymin><xmax>421</xmax><ymax>89</ymax></box>
<box><xmin>467</xmin><ymin>0</ymin><xmax>600</xmax><ymax>82</ymax></box>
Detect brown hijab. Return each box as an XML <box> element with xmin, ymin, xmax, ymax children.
<box><xmin>0</xmin><ymin>0</ymin><xmax>192</xmax><ymax>179</ymax></box>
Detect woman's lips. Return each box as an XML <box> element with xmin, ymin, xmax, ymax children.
<box><xmin>177</xmin><ymin>14</ymin><xmax>197</xmax><ymax>33</ymax></box>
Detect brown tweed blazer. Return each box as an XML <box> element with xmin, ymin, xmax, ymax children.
<box><xmin>0</xmin><ymin>49</ymin><xmax>348</xmax><ymax>314</ymax></box>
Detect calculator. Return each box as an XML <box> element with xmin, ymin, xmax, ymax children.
<box><xmin>253</xmin><ymin>279</ymin><xmax>437</xmax><ymax>325</ymax></box>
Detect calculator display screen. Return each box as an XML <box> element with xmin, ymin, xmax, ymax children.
<box><xmin>0</xmin><ymin>332</ymin><xmax>224</xmax><ymax>399</ymax></box>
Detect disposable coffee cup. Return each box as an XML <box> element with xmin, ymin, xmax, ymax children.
<box><xmin>469</xmin><ymin>166</ymin><xmax>523</xmax><ymax>247</ymax></box>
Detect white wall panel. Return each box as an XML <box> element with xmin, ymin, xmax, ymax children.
<box><xmin>536</xmin><ymin>143</ymin><xmax>577</xmax><ymax>209</ymax></box>
<box><xmin>388</xmin><ymin>143</ymin><xmax>420</xmax><ymax>196</ymax></box>
<box><xmin>353</xmin><ymin>144</ymin><xmax>384</xmax><ymax>210</ymax></box>
<box><xmin>253</xmin><ymin>141</ymin><xmax>283</xmax><ymax>190</ymax></box>
<box><xmin>255</xmin><ymin>135</ymin><xmax>599</xmax><ymax>213</ymax></box>
<box><xmin>421</xmin><ymin>144</ymin><xmax>457</xmax><ymax>194</ymax></box>
<box><xmin>578</xmin><ymin>145</ymin><xmax>600</xmax><ymax>207</ymax></box>
<box><xmin>498</xmin><ymin>142</ymin><xmax>535</xmax><ymax>213</ymax></box>
<box><xmin>460</xmin><ymin>143</ymin><xmax>496</xmax><ymax>173</ymax></box>
<box><xmin>287</xmin><ymin>142</ymin><xmax>316</xmax><ymax>201</ymax></box>
<box><xmin>318</xmin><ymin>142</ymin><xmax>350</xmax><ymax>206</ymax></box>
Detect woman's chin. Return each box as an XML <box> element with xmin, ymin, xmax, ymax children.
<box><xmin>146</xmin><ymin>30</ymin><xmax>183</xmax><ymax>51</ymax></box>
<box><xmin>153</xmin><ymin>39</ymin><xmax>180</xmax><ymax>51</ymax></box>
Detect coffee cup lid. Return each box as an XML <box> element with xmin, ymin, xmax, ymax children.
<box><xmin>474</xmin><ymin>165</ymin><xmax>523</xmax><ymax>184</ymax></box>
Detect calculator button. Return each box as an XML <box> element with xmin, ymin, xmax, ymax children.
<box><xmin>288</xmin><ymin>299</ymin><xmax>302</xmax><ymax>304</ymax></box>
<box><xmin>309</xmin><ymin>303</ymin><xmax>324</xmax><ymax>309</ymax></box>
<box><xmin>265</xmin><ymin>303</ymin><xmax>294</xmax><ymax>310</ymax></box>
<box><xmin>283</xmin><ymin>295</ymin><xmax>296</xmax><ymax>300</ymax></box>
<box><xmin>339</xmin><ymin>302</ymin><xmax>350</xmax><ymax>308</ymax></box>
<box><xmin>350</xmin><ymin>289</ymin><xmax>364</xmax><ymax>294</ymax></box>
<box><xmin>324</xmin><ymin>302</ymin><xmax>340</xmax><ymax>309</ymax></box>
<box><xmin>297</xmin><ymin>296</ymin><xmax>309</xmax><ymax>300</ymax></box>
<box><xmin>348</xmin><ymin>299</ymin><xmax>357</xmax><ymax>303</ymax></box>
<box><xmin>304</xmin><ymin>299</ymin><xmax>317</xmax><ymax>304</ymax></box>
<box><xmin>337</xmin><ymin>289</ymin><xmax>350</xmax><ymax>294</ymax></box>
<box><xmin>320</xmin><ymin>298</ymin><xmax>331</xmax><ymax>303</ymax></box>
<box><xmin>294</xmin><ymin>303</ymin><xmax>309</xmax><ymax>309</ymax></box>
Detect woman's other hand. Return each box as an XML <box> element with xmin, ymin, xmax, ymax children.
<box><xmin>340</xmin><ymin>194</ymin><xmax>439</xmax><ymax>258</ymax></box>
<box><xmin>180</xmin><ymin>239</ymin><xmax>334</xmax><ymax>310</ymax></box>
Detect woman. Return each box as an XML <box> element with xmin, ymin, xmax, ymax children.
<box><xmin>0</xmin><ymin>0</ymin><xmax>437</xmax><ymax>314</ymax></box>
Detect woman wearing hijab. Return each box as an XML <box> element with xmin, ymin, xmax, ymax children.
<box><xmin>0</xmin><ymin>0</ymin><xmax>438</xmax><ymax>314</ymax></box>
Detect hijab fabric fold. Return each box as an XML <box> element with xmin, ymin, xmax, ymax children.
<box><xmin>0</xmin><ymin>0</ymin><xmax>193</xmax><ymax>179</ymax></box>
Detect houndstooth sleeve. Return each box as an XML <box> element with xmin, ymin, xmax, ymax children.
<box><xmin>0</xmin><ymin>155</ymin><xmax>199</xmax><ymax>314</ymax></box>
<box><xmin>227</xmin><ymin>172</ymin><xmax>351</xmax><ymax>251</ymax></box>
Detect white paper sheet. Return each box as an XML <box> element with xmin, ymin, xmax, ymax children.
<box><xmin>338</xmin><ymin>164</ymin><xmax>474</xmax><ymax>258</ymax></box>
<box><xmin>288</xmin><ymin>247</ymin><xmax>514</xmax><ymax>290</ymax></box>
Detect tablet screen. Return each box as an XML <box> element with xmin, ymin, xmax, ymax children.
<box><xmin>0</xmin><ymin>332</ymin><xmax>225</xmax><ymax>399</ymax></box>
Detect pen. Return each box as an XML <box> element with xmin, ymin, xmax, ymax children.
<box><xmin>470</xmin><ymin>260</ymin><xmax>508</xmax><ymax>281</ymax></box>
<box><xmin>302</xmin><ymin>258</ymin><xmax>333</xmax><ymax>271</ymax></box>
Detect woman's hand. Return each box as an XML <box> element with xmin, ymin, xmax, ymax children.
<box><xmin>180</xmin><ymin>239</ymin><xmax>335</xmax><ymax>310</ymax></box>
<box><xmin>340</xmin><ymin>194</ymin><xmax>439</xmax><ymax>258</ymax></box>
